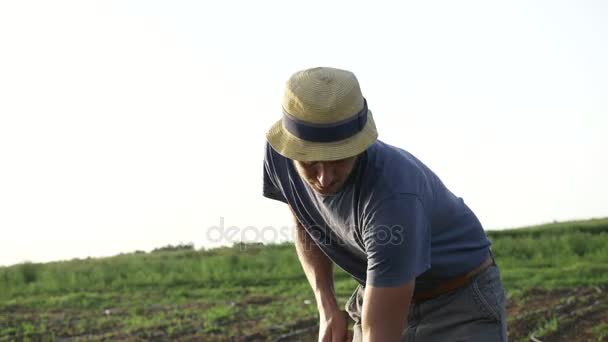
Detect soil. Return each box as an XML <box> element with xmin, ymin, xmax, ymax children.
<box><xmin>277</xmin><ymin>286</ymin><xmax>608</xmax><ymax>342</ymax></box>
<box><xmin>3</xmin><ymin>287</ymin><xmax>607</xmax><ymax>341</ymax></box>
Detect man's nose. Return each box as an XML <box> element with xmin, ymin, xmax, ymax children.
<box><xmin>316</xmin><ymin>165</ymin><xmax>334</xmax><ymax>187</ymax></box>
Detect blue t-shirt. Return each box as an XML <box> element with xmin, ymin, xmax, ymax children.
<box><xmin>263</xmin><ymin>140</ymin><xmax>491</xmax><ymax>290</ymax></box>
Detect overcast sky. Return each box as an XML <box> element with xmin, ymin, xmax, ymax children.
<box><xmin>1</xmin><ymin>0</ymin><xmax>606</xmax><ymax>266</ymax></box>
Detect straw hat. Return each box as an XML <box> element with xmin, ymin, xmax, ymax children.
<box><xmin>266</xmin><ymin>67</ymin><xmax>378</xmax><ymax>162</ymax></box>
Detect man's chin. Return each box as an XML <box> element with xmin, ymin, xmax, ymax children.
<box><xmin>314</xmin><ymin>185</ymin><xmax>340</xmax><ymax>195</ymax></box>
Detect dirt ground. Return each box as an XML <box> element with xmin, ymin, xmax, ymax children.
<box><xmin>508</xmin><ymin>286</ymin><xmax>608</xmax><ymax>342</ymax></box>
<box><xmin>3</xmin><ymin>287</ymin><xmax>607</xmax><ymax>341</ymax></box>
<box><xmin>273</xmin><ymin>286</ymin><xmax>608</xmax><ymax>342</ymax></box>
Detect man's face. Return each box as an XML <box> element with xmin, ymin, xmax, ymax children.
<box><xmin>293</xmin><ymin>155</ymin><xmax>359</xmax><ymax>195</ymax></box>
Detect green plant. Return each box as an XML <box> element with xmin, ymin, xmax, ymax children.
<box><xmin>534</xmin><ymin>316</ymin><xmax>559</xmax><ymax>338</ymax></box>
<box><xmin>17</xmin><ymin>262</ymin><xmax>40</xmax><ymax>284</ymax></box>
<box><xmin>592</xmin><ymin>323</ymin><xmax>608</xmax><ymax>341</ymax></box>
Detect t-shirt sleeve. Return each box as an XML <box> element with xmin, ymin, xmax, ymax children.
<box><xmin>262</xmin><ymin>143</ymin><xmax>288</xmax><ymax>203</ymax></box>
<box><xmin>363</xmin><ymin>193</ymin><xmax>431</xmax><ymax>287</ymax></box>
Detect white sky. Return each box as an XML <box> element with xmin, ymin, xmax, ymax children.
<box><xmin>0</xmin><ymin>0</ymin><xmax>606</xmax><ymax>266</ymax></box>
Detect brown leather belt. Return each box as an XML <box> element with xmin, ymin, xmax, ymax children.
<box><xmin>413</xmin><ymin>255</ymin><xmax>495</xmax><ymax>303</ymax></box>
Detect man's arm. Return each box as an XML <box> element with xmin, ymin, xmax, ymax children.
<box><xmin>361</xmin><ymin>281</ymin><xmax>414</xmax><ymax>342</ymax></box>
<box><xmin>291</xmin><ymin>208</ymin><xmax>338</xmax><ymax>316</ymax></box>
<box><xmin>360</xmin><ymin>194</ymin><xmax>430</xmax><ymax>341</ymax></box>
<box><xmin>290</xmin><ymin>208</ymin><xmax>351</xmax><ymax>342</ymax></box>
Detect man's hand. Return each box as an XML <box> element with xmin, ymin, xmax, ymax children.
<box><xmin>319</xmin><ymin>309</ymin><xmax>352</xmax><ymax>342</ymax></box>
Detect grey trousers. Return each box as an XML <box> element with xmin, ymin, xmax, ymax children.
<box><xmin>345</xmin><ymin>265</ymin><xmax>508</xmax><ymax>342</ymax></box>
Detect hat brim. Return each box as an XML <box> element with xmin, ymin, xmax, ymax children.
<box><xmin>266</xmin><ymin>109</ymin><xmax>378</xmax><ymax>162</ymax></box>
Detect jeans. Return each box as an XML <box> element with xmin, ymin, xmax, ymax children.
<box><xmin>345</xmin><ymin>265</ymin><xmax>508</xmax><ymax>342</ymax></box>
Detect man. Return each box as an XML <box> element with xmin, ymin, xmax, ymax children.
<box><xmin>262</xmin><ymin>67</ymin><xmax>507</xmax><ymax>342</ymax></box>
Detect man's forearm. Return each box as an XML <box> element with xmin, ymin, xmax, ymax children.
<box><xmin>292</xmin><ymin>214</ymin><xmax>338</xmax><ymax>315</ymax></box>
<box><xmin>361</xmin><ymin>282</ymin><xmax>414</xmax><ymax>342</ymax></box>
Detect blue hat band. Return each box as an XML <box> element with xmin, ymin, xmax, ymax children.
<box><xmin>282</xmin><ymin>100</ymin><xmax>368</xmax><ymax>143</ymax></box>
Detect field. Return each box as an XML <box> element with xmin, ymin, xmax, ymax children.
<box><xmin>1</xmin><ymin>218</ymin><xmax>608</xmax><ymax>341</ymax></box>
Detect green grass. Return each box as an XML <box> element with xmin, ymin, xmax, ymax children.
<box><xmin>592</xmin><ymin>323</ymin><xmax>608</xmax><ymax>342</ymax></box>
<box><xmin>487</xmin><ymin>218</ymin><xmax>608</xmax><ymax>295</ymax></box>
<box><xmin>1</xmin><ymin>217</ymin><xmax>607</xmax><ymax>340</ymax></box>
